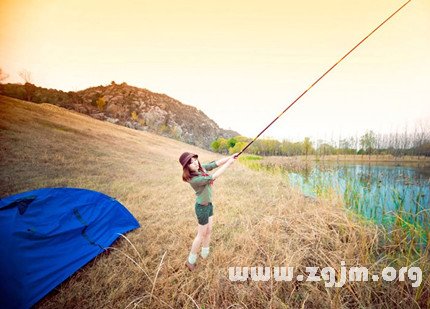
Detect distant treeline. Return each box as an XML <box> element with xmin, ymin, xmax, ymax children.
<box><xmin>211</xmin><ymin>130</ymin><xmax>430</xmax><ymax>157</ymax></box>
<box><xmin>0</xmin><ymin>82</ymin><xmax>81</xmax><ymax>107</ymax></box>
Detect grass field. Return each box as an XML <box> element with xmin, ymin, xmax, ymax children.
<box><xmin>1</xmin><ymin>95</ymin><xmax>428</xmax><ymax>308</ymax></box>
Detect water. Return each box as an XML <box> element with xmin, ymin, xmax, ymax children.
<box><xmin>287</xmin><ymin>162</ymin><xmax>430</xmax><ymax>227</ymax></box>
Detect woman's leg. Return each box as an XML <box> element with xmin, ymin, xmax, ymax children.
<box><xmin>187</xmin><ymin>203</ymin><xmax>211</xmax><ymax>269</ymax></box>
<box><xmin>202</xmin><ymin>216</ymin><xmax>213</xmax><ymax>248</ymax></box>
<box><xmin>190</xmin><ymin>223</ymin><xmax>208</xmax><ymax>255</ymax></box>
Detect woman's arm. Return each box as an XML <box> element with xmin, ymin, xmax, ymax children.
<box><xmin>212</xmin><ymin>157</ymin><xmax>235</xmax><ymax>180</ymax></box>
<box><xmin>215</xmin><ymin>153</ymin><xmax>238</xmax><ymax>167</ymax></box>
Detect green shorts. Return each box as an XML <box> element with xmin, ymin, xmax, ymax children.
<box><xmin>195</xmin><ymin>202</ymin><xmax>214</xmax><ymax>225</ymax></box>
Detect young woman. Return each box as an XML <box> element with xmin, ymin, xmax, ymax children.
<box><xmin>179</xmin><ymin>151</ymin><xmax>237</xmax><ymax>271</ymax></box>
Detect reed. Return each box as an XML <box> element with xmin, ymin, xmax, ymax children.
<box><xmin>241</xmin><ymin>153</ymin><xmax>429</xmax><ymax>296</ymax></box>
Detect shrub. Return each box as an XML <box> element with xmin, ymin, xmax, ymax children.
<box><xmin>96</xmin><ymin>96</ymin><xmax>106</xmax><ymax>111</ymax></box>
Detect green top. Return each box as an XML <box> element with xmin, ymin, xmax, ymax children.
<box><xmin>188</xmin><ymin>160</ymin><xmax>218</xmax><ymax>205</ymax></box>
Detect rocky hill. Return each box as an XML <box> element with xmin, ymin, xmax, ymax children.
<box><xmin>0</xmin><ymin>82</ymin><xmax>239</xmax><ymax>149</ymax></box>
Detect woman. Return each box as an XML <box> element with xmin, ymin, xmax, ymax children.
<box><xmin>179</xmin><ymin>151</ymin><xmax>237</xmax><ymax>271</ymax></box>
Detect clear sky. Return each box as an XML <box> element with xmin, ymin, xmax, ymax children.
<box><xmin>1</xmin><ymin>0</ymin><xmax>429</xmax><ymax>142</ymax></box>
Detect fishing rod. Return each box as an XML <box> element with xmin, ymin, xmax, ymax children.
<box><xmin>234</xmin><ymin>0</ymin><xmax>411</xmax><ymax>159</ymax></box>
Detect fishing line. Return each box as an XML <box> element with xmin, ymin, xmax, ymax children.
<box><xmin>234</xmin><ymin>0</ymin><xmax>411</xmax><ymax>159</ymax></box>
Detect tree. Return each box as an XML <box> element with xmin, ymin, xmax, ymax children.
<box><xmin>19</xmin><ymin>70</ymin><xmax>32</xmax><ymax>83</ymax></box>
<box><xmin>210</xmin><ymin>139</ymin><xmax>220</xmax><ymax>152</ymax></box>
<box><xmin>360</xmin><ymin>130</ymin><xmax>376</xmax><ymax>159</ymax></box>
<box><xmin>131</xmin><ymin>111</ymin><xmax>138</xmax><ymax>121</ymax></box>
<box><xmin>279</xmin><ymin>139</ymin><xmax>290</xmax><ymax>156</ymax></box>
<box><xmin>317</xmin><ymin>143</ymin><xmax>335</xmax><ymax>157</ymax></box>
<box><xmin>413</xmin><ymin>122</ymin><xmax>429</xmax><ymax>158</ymax></box>
<box><xmin>227</xmin><ymin>137</ymin><xmax>237</xmax><ymax>149</ymax></box>
<box><xmin>303</xmin><ymin>137</ymin><xmax>312</xmax><ymax>160</ymax></box>
<box><xmin>18</xmin><ymin>69</ymin><xmax>36</xmax><ymax>102</ymax></box>
<box><xmin>229</xmin><ymin>141</ymin><xmax>247</xmax><ymax>154</ymax></box>
<box><xmin>217</xmin><ymin>138</ymin><xmax>229</xmax><ymax>154</ymax></box>
<box><xmin>232</xmin><ymin>135</ymin><xmax>251</xmax><ymax>143</ymax></box>
<box><xmin>260</xmin><ymin>138</ymin><xmax>281</xmax><ymax>156</ymax></box>
<box><xmin>0</xmin><ymin>68</ymin><xmax>8</xmax><ymax>94</ymax></box>
<box><xmin>0</xmin><ymin>68</ymin><xmax>9</xmax><ymax>82</ymax></box>
<box><xmin>400</xmin><ymin>125</ymin><xmax>410</xmax><ymax>157</ymax></box>
<box><xmin>96</xmin><ymin>96</ymin><xmax>106</xmax><ymax>111</ymax></box>
<box><xmin>339</xmin><ymin>138</ymin><xmax>355</xmax><ymax>158</ymax></box>
<box><xmin>210</xmin><ymin>137</ymin><xmax>231</xmax><ymax>154</ymax></box>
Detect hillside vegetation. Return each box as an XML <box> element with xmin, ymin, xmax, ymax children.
<box><xmin>0</xmin><ymin>82</ymin><xmax>239</xmax><ymax>149</ymax></box>
<box><xmin>0</xmin><ymin>95</ymin><xmax>428</xmax><ymax>308</ymax></box>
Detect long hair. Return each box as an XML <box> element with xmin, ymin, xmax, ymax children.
<box><xmin>182</xmin><ymin>159</ymin><xmax>205</xmax><ymax>182</ymax></box>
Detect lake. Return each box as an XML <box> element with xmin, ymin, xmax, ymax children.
<box><xmin>287</xmin><ymin>162</ymin><xmax>430</xmax><ymax>230</ymax></box>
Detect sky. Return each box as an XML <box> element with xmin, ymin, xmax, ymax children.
<box><xmin>1</xmin><ymin>0</ymin><xmax>429</xmax><ymax>142</ymax></box>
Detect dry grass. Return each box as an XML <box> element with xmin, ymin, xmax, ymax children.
<box><xmin>1</xmin><ymin>95</ymin><xmax>428</xmax><ymax>308</ymax></box>
<box><xmin>256</xmin><ymin>155</ymin><xmax>430</xmax><ymax>176</ymax></box>
<box><xmin>264</xmin><ymin>155</ymin><xmax>430</xmax><ymax>165</ymax></box>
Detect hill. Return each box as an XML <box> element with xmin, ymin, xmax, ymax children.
<box><xmin>0</xmin><ymin>82</ymin><xmax>240</xmax><ymax>149</ymax></box>
<box><xmin>0</xmin><ymin>95</ymin><xmax>427</xmax><ymax>308</ymax></box>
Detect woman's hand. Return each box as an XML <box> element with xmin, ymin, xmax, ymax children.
<box><xmin>230</xmin><ymin>153</ymin><xmax>239</xmax><ymax>160</ymax></box>
<box><xmin>213</xmin><ymin>155</ymin><xmax>235</xmax><ymax>179</ymax></box>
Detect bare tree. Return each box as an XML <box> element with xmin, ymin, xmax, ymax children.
<box><xmin>375</xmin><ymin>133</ymin><xmax>382</xmax><ymax>160</ymax></box>
<box><xmin>19</xmin><ymin>70</ymin><xmax>32</xmax><ymax>83</ymax></box>
<box><xmin>354</xmin><ymin>133</ymin><xmax>359</xmax><ymax>157</ymax></box>
<box><xmin>401</xmin><ymin>125</ymin><xmax>409</xmax><ymax>157</ymax></box>
<box><xmin>303</xmin><ymin>137</ymin><xmax>312</xmax><ymax>161</ymax></box>
<box><xmin>413</xmin><ymin>122</ymin><xmax>427</xmax><ymax>159</ymax></box>
<box><xmin>0</xmin><ymin>68</ymin><xmax>9</xmax><ymax>82</ymax></box>
<box><xmin>391</xmin><ymin>131</ymin><xmax>400</xmax><ymax>158</ymax></box>
<box><xmin>339</xmin><ymin>138</ymin><xmax>353</xmax><ymax>159</ymax></box>
<box><xmin>18</xmin><ymin>69</ymin><xmax>36</xmax><ymax>102</ymax></box>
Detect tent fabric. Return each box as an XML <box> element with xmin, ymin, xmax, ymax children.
<box><xmin>0</xmin><ymin>188</ymin><xmax>140</xmax><ymax>309</ymax></box>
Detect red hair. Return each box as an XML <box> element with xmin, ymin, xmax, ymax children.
<box><xmin>182</xmin><ymin>159</ymin><xmax>205</xmax><ymax>182</ymax></box>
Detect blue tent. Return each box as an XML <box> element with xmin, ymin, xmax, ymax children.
<box><xmin>0</xmin><ymin>188</ymin><xmax>140</xmax><ymax>309</ymax></box>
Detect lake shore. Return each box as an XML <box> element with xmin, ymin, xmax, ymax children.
<box><xmin>258</xmin><ymin>154</ymin><xmax>430</xmax><ymax>173</ymax></box>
